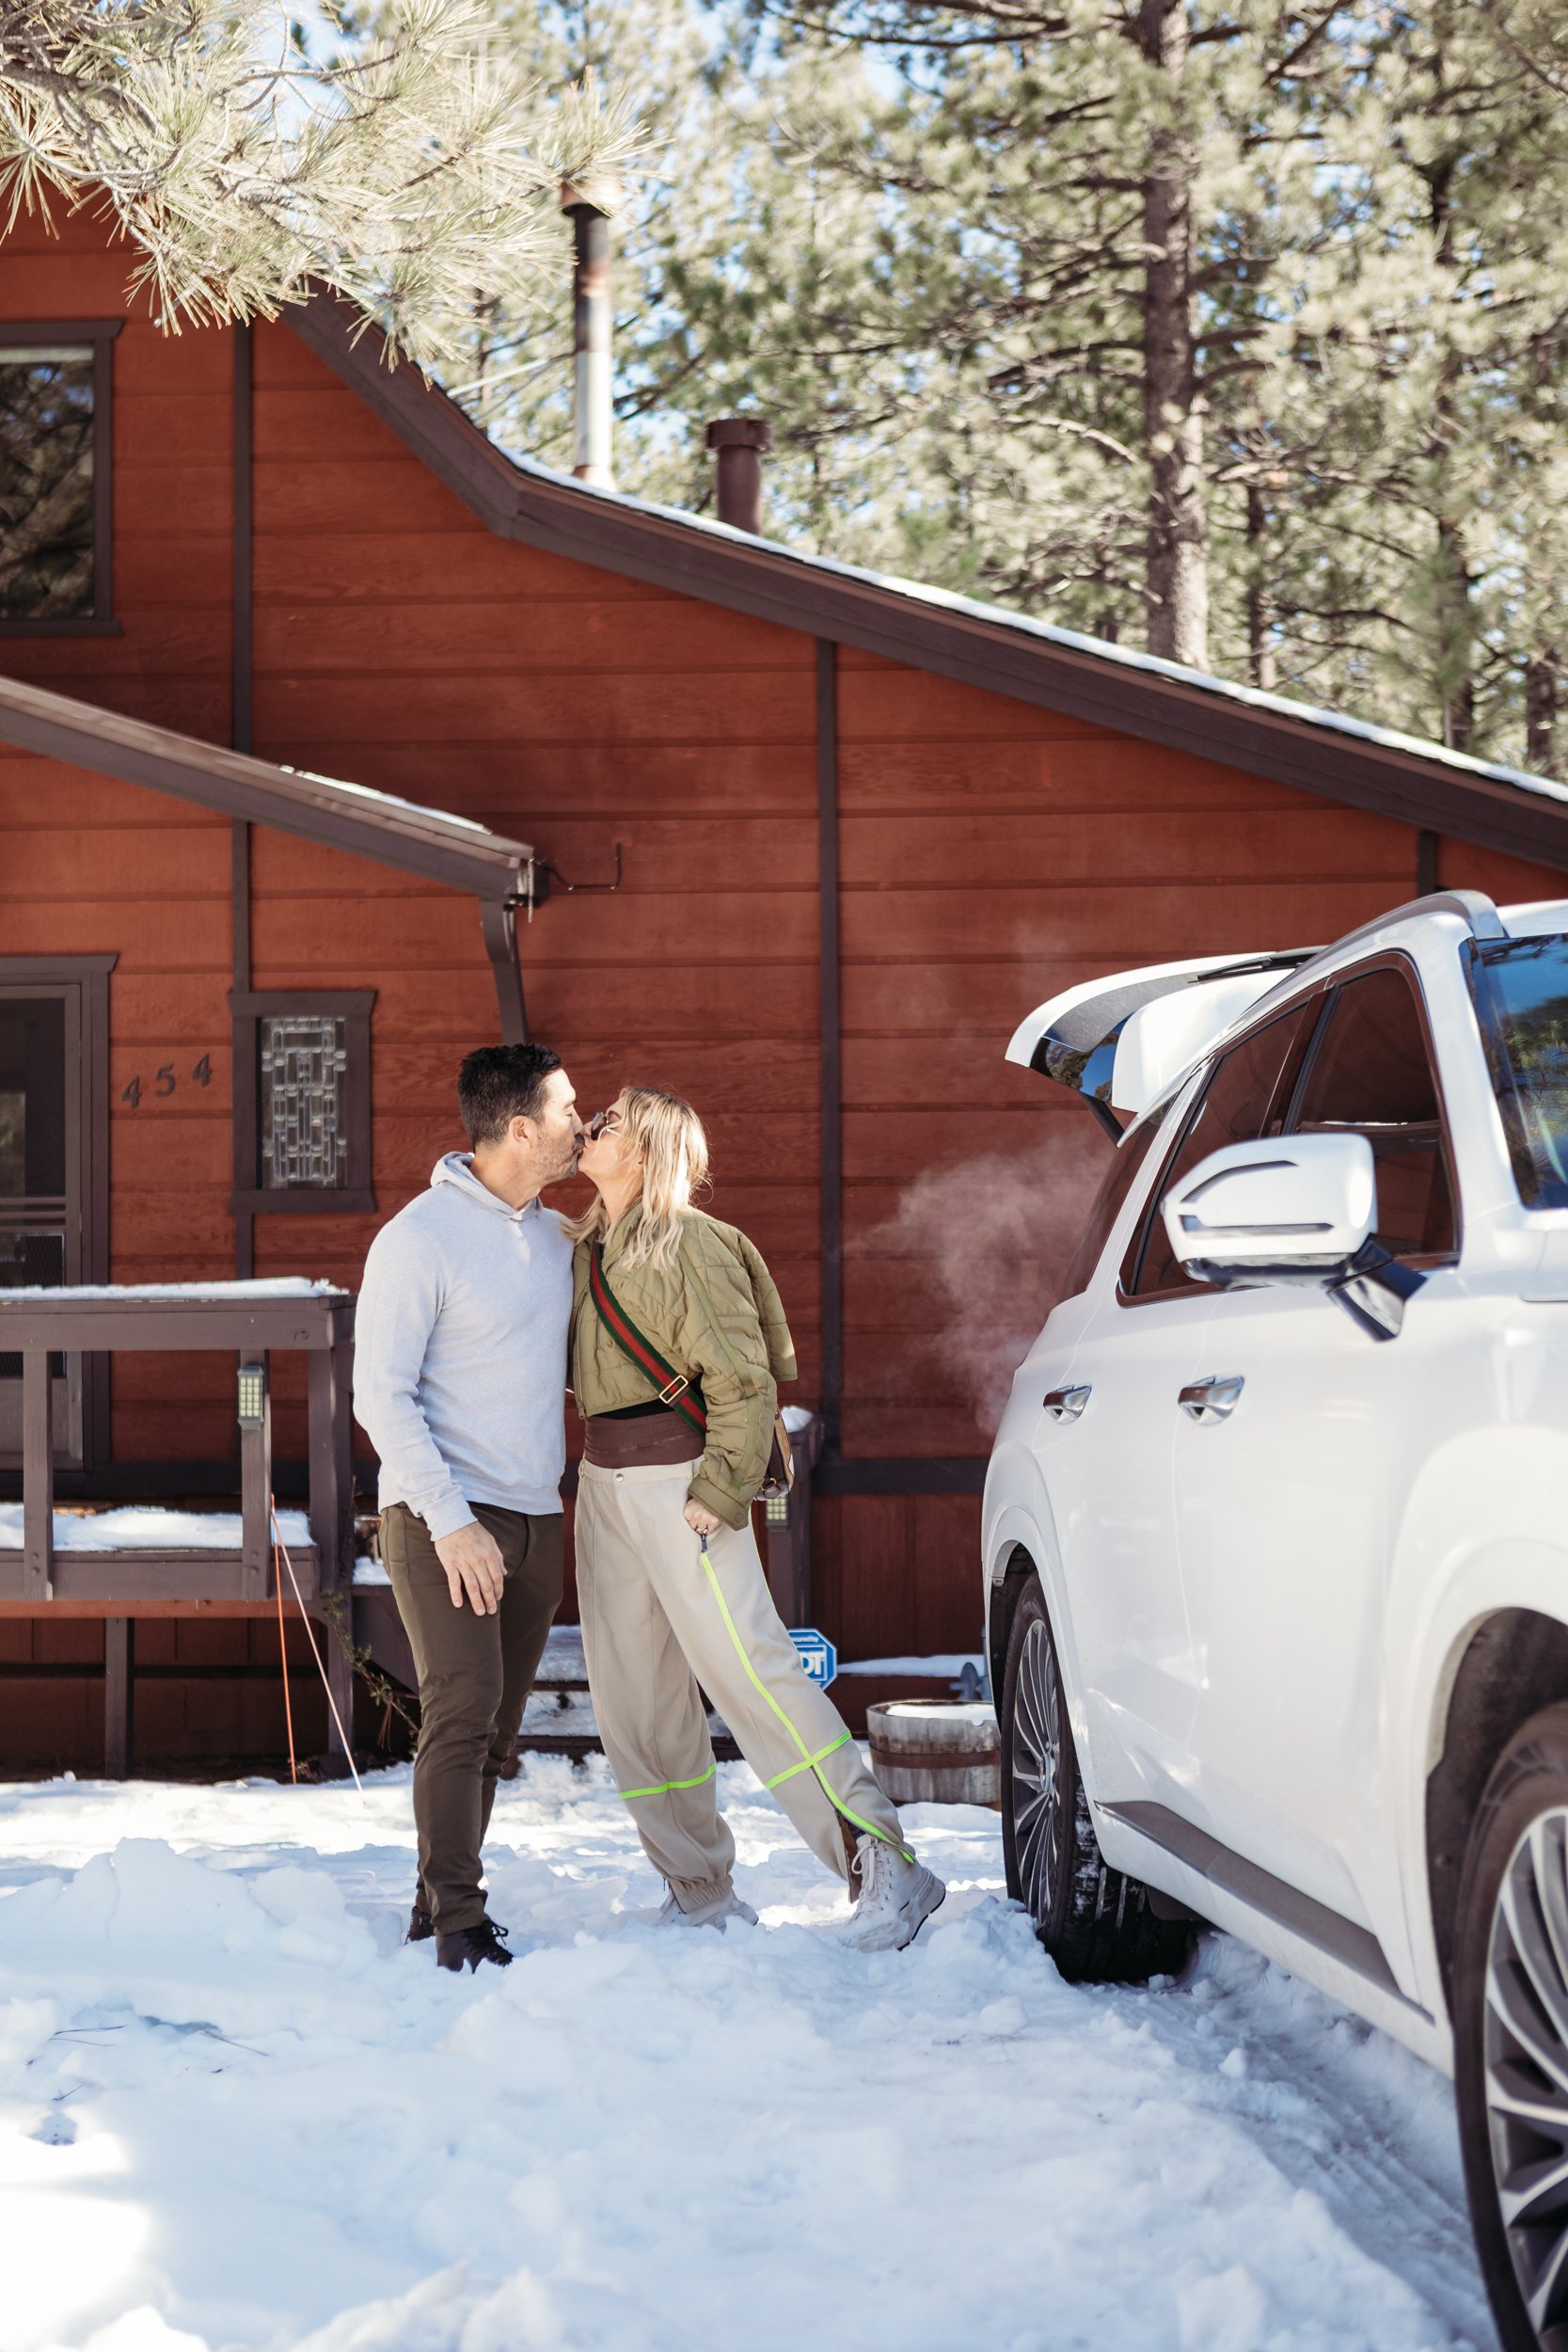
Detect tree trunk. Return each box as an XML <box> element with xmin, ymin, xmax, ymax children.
<box><xmin>1435</xmin><ymin>513</ymin><xmax>1474</xmax><ymax>753</ymax></box>
<box><xmin>1528</xmin><ymin>653</ymin><xmax>1560</xmax><ymax>777</ymax></box>
<box><xmin>1139</xmin><ymin>0</ymin><xmax>1208</xmax><ymax>671</ymax></box>
<box><xmin>1426</xmin><ymin>146</ymin><xmax>1472</xmax><ymax>753</ymax></box>
<box><xmin>1245</xmin><ymin>483</ymin><xmax>1275</xmax><ymax>691</ymax></box>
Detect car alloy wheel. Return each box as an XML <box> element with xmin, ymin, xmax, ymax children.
<box><xmin>1011</xmin><ymin>1611</ymin><xmax>1066</xmax><ymax>1929</ymax></box>
<box><xmin>997</xmin><ymin>1568</ymin><xmax>1191</xmax><ymax>1983</ymax></box>
<box><xmin>1483</xmin><ymin>1806</ymin><xmax>1568</xmax><ymax>2342</ymax></box>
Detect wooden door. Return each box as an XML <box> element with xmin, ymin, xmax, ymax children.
<box><xmin>0</xmin><ymin>960</ymin><xmax>113</xmax><ymax>1467</ymax></box>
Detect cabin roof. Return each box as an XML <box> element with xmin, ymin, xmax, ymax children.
<box><xmin>0</xmin><ymin>673</ymin><xmax>532</xmax><ymax>898</ymax></box>
<box><xmin>291</xmin><ymin>292</ymin><xmax>1568</xmax><ymax>876</ymax></box>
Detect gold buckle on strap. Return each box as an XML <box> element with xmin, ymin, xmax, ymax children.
<box><xmin>657</xmin><ymin>1373</ymin><xmax>689</xmax><ymax>1405</ymax></box>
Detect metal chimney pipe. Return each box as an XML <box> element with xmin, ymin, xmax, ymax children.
<box><xmin>706</xmin><ymin>418</ymin><xmax>772</xmax><ymax>533</ymax></box>
<box><xmin>562</xmin><ymin>183</ymin><xmax>614</xmax><ymax>488</ymax></box>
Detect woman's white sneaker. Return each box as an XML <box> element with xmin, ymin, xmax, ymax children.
<box><xmin>834</xmin><ymin>1834</ymin><xmax>945</xmax><ymax>1952</ymax></box>
<box><xmin>657</xmin><ymin>1883</ymin><xmax>759</xmax><ymax>1931</ymax></box>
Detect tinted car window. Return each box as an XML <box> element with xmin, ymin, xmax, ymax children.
<box><xmin>1467</xmin><ymin>934</ymin><xmax>1568</xmax><ymax>1207</ymax></box>
<box><xmin>1058</xmin><ymin>1111</ymin><xmax>1165</xmax><ymax>1302</ymax></box>
<box><xmin>1290</xmin><ymin>962</ymin><xmax>1455</xmax><ymax>1258</ymax></box>
<box><xmin>1127</xmin><ymin>995</ymin><xmax>1323</xmax><ymax>1297</ymax></box>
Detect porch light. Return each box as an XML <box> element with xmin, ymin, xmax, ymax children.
<box><xmin>237</xmin><ymin>1361</ymin><xmax>267</xmax><ymax>1427</ymax></box>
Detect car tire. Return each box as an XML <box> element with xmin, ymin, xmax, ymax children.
<box><xmin>1454</xmin><ymin>1703</ymin><xmax>1568</xmax><ymax>2352</ymax></box>
<box><xmin>999</xmin><ymin>1569</ymin><xmax>1192</xmax><ymax>1983</ymax></box>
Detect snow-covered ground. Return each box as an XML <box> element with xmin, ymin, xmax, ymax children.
<box><xmin>0</xmin><ymin>1759</ymin><xmax>1494</xmax><ymax>2352</ymax></box>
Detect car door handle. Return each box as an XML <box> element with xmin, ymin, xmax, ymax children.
<box><xmin>1179</xmin><ymin>1375</ymin><xmax>1245</xmax><ymax>1423</ymax></box>
<box><xmin>1043</xmin><ymin>1384</ymin><xmax>1092</xmax><ymax>1422</ymax></box>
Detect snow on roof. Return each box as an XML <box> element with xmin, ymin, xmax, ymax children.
<box><xmin>278</xmin><ymin>764</ymin><xmax>499</xmax><ymax>840</ymax></box>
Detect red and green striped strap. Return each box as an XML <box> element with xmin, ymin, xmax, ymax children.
<box><xmin>589</xmin><ymin>1244</ymin><xmax>708</xmax><ymax>1437</ymax></box>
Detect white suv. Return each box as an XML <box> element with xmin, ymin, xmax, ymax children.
<box><xmin>983</xmin><ymin>889</ymin><xmax>1568</xmax><ymax>2352</ymax></box>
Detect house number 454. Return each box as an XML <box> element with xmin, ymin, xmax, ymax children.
<box><xmin>120</xmin><ymin>1056</ymin><xmax>214</xmax><ymax>1108</ymax></box>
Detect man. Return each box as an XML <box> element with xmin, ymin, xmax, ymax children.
<box><xmin>355</xmin><ymin>1043</ymin><xmax>583</xmax><ymax>1972</ymax></box>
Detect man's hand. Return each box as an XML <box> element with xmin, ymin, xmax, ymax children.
<box><xmin>434</xmin><ymin>1518</ymin><xmax>507</xmax><ymax>1613</ymax></box>
<box><xmin>683</xmin><ymin>1498</ymin><xmax>723</xmax><ymax>1538</ymax></box>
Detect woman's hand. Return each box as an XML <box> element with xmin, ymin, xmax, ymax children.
<box><xmin>683</xmin><ymin>1498</ymin><xmax>723</xmax><ymax>1537</ymax></box>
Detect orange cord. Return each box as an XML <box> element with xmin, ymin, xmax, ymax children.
<box><xmin>271</xmin><ymin>1502</ymin><xmax>364</xmax><ymax>1796</ymax></box>
<box><xmin>273</xmin><ymin>1505</ymin><xmax>298</xmax><ymax>1785</ymax></box>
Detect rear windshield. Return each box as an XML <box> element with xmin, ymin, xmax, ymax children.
<box><xmin>1468</xmin><ymin>934</ymin><xmax>1568</xmax><ymax>1207</ymax></box>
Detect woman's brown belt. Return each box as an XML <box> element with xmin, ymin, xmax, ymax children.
<box><xmin>582</xmin><ymin>1412</ymin><xmax>703</xmax><ymax>1470</ymax></box>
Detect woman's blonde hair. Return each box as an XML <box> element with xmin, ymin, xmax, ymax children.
<box><xmin>564</xmin><ymin>1086</ymin><xmax>710</xmax><ymax>1271</ymax></box>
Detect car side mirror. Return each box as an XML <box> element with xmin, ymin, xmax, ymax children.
<box><xmin>1163</xmin><ymin>1133</ymin><xmax>1425</xmax><ymax>1341</ymax></box>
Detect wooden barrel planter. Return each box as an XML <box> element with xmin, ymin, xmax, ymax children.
<box><xmin>866</xmin><ymin>1699</ymin><xmax>1000</xmax><ymax>1809</ymax></box>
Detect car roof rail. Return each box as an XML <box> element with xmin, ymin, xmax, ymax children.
<box><xmin>1411</xmin><ymin>888</ymin><xmax>1508</xmax><ymax>937</ymax></box>
<box><xmin>1315</xmin><ymin>889</ymin><xmax>1507</xmax><ymax>965</ymax></box>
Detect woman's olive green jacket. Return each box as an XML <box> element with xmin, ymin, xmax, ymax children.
<box><xmin>569</xmin><ymin>1207</ymin><xmax>796</xmax><ymax>1530</ymax></box>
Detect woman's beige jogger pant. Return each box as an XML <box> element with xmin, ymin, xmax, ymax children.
<box><xmin>576</xmin><ymin>1456</ymin><xmax>909</xmax><ymax>1912</ymax></box>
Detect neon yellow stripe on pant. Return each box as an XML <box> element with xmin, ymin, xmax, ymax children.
<box><xmin>767</xmin><ymin>1733</ymin><xmax>851</xmax><ymax>1789</ymax></box>
<box><xmin>699</xmin><ymin>1544</ymin><xmax>912</xmax><ymax>1860</ymax></box>
<box><xmin>620</xmin><ymin>1759</ymin><xmax>718</xmax><ymax>1803</ymax></box>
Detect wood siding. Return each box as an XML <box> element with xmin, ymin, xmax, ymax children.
<box><xmin>3</xmin><ymin>215</ymin><xmax>1567</xmax><ymax>1765</ymax></box>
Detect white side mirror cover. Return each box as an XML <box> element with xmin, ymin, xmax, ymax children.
<box><xmin>1164</xmin><ymin>1132</ymin><xmax>1377</xmax><ymax>1272</ymax></box>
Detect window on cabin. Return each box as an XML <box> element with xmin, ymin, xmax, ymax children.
<box><xmin>0</xmin><ymin>344</ymin><xmax>99</xmax><ymax>621</ymax></box>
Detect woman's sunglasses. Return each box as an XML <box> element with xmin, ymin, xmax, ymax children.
<box><xmin>586</xmin><ymin>1108</ymin><xmax>623</xmax><ymax>1141</ymax></box>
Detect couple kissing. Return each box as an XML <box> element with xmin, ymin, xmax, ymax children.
<box><xmin>354</xmin><ymin>1044</ymin><xmax>944</xmax><ymax>1970</ymax></box>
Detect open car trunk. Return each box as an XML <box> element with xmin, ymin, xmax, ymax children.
<box><xmin>1006</xmin><ymin>951</ymin><xmax>1318</xmax><ymax>1136</ymax></box>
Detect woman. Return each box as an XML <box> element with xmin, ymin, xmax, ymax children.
<box><xmin>567</xmin><ymin>1086</ymin><xmax>945</xmax><ymax>1949</ymax></box>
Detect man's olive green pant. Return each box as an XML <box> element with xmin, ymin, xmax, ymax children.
<box><xmin>381</xmin><ymin>1500</ymin><xmax>562</xmax><ymax>1934</ymax></box>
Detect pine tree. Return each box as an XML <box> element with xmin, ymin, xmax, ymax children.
<box><xmin>0</xmin><ymin>0</ymin><xmax>641</xmax><ymax>364</ymax></box>
<box><xmin>1246</xmin><ymin>3</ymin><xmax>1568</xmax><ymax>756</ymax></box>
<box><xmin>429</xmin><ymin>0</ymin><xmax>1568</xmax><ymax>772</ymax></box>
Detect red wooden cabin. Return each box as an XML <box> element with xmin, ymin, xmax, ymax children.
<box><xmin>4</xmin><ymin>204</ymin><xmax>1568</xmax><ymax>1773</ymax></box>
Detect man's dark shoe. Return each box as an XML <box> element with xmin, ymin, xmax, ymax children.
<box><xmin>436</xmin><ymin>1918</ymin><xmax>514</xmax><ymax>1973</ymax></box>
<box><xmin>411</xmin><ymin>1901</ymin><xmax>508</xmax><ymax>1947</ymax></box>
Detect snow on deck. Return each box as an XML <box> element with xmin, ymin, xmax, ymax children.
<box><xmin>0</xmin><ymin>1507</ymin><xmax>313</xmax><ymax>1553</ymax></box>
<box><xmin>838</xmin><ymin>1653</ymin><xmax>985</xmax><ymax>1678</ymax></box>
<box><xmin>0</xmin><ymin>1279</ymin><xmax>340</xmax><ymax>1300</ymax></box>
<box><xmin>0</xmin><ymin>1763</ymin><xmax>1488</xmax><ymax>2352</ymax></box>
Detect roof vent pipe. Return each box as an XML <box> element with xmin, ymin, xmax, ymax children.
<box><xmin>706</xmin><ymin>418</ymin><xmax>772</xmax><ymax>533</ymax></box>
<box><xmin>562</xmin><ymin>183</ymin><xmax>615</xmax><ymax>489</ymax></box>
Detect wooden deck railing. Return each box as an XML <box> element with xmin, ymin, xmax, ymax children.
<box><xmin>1</xmin><ymin>1286</ymin><xmax>357</xmax><ymax>1774</ymax></box>
<box><xmin>1</xmin><ymin>1286</ymin><xmax>356</xmax><ymax>1605</ymax></box>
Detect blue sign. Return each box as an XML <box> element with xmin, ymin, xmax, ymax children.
<box><xmin>789</xmin><ymin>1628</ymin><xmax>838</xmax><ymax>1688</ymax></box>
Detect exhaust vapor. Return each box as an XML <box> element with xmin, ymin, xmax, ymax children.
<box><xmin>859</xmin><ymin>1121</ymin><xmax>1109</xmax><ymax>1437</ymax></box>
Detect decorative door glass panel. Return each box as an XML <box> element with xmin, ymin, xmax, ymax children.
<box><xmin>260</xmin><ymin>1013</ymin><xmax>349</xmax><ymax>1188</ymax></box>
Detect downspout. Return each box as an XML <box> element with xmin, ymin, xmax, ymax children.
<box><xmin>480</xmin><ymin>894</ymin><xmax>530</xmax><ymax>1045</ymax></box>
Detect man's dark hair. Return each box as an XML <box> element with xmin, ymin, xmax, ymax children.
<box><xmin>457</xmin><ymin>1044</ymin><xmax>564</xmax><ymax>1146</ymax></box>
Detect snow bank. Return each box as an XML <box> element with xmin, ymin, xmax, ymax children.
<box><xmin>0</xmin><ymin>1763</ymin><xmax>1489</xmax><ymax>2352</ymax></box>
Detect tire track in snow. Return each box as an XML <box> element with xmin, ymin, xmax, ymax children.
<box><xmin>1090</xmin><ymin>1934</ymin><xmax>1493</xmax><ymax>2347</ymax></box>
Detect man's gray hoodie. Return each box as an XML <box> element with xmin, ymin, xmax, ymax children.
<box><xmin>354</xmin><ymin>1153</ymin><xmax>573</xmax><ymax>1538</ymax></box>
